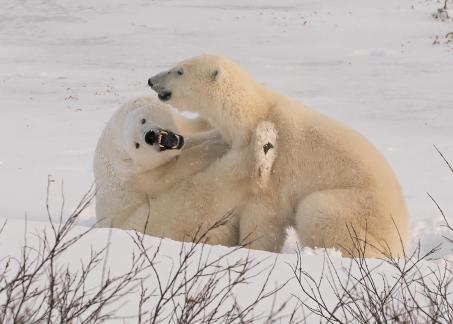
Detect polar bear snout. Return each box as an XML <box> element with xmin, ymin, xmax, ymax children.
<box><xmin>148</xmin><ymin>76</ymin><xmax>172</xmax><ymax>102</ymax></box>
<box><xmin>147</xmin><ymin>77</ymin><xmax>162</xmax><ymax>90</ymax></box>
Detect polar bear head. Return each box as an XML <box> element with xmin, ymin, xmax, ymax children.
<box><xmin>148</xmin><ymin>54</ymin><xmax>260</xmax><ymax>116</ymax></box>
<box><xmin>113</xmin><ymin>97</ymin><xmax>184</xmax><ymax>172</ymax></box>
<box><xmin>147</xmin><ymin>55</ymin><xmax>268</xmax><ymax>145</ymax></box>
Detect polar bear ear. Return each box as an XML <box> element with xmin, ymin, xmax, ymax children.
<box><xmin>210</xmin><ymin>66</ymin><xmax>225</xmax><ymax>82</ymax></box>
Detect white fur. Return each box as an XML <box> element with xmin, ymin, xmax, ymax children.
<box><xmin>253</xmin><ymin>121</ymin><xmax>278</xmax><ymax>189</ymax></box>
<box><xmin>148</xmin><ymin>54</ymin><xmax>410</xmax><ymax>258</ymax></box>
<box><xmin>94</xmin><ymin>97</ymin><xmax>225</xmax><ymax>229</ymax></box>
<box><xmin>94</xmin><ymin>96</ymin><xmax>277</xmax><ymax>246</ymax></box>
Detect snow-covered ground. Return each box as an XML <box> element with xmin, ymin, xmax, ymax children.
<box><xmin>1</xmin><ymin>0</ymin><xmax>452</xmax><ymax>321</ymax></box>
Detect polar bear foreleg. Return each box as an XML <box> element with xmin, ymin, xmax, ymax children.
<box><xmin>252</xmin><ymin>121</ymin><xmax>278</xmax><ymax>189</ymax></box>
<box><xmin>236</xmin><ymin>120</ymin><xmax>282</xmax><ymax>251</ymax></box>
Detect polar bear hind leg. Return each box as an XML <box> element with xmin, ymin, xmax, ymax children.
<box><xmin>294</xmin><ymin>189</ymin><xmax>404</xmax><ymax>258</ymax></box>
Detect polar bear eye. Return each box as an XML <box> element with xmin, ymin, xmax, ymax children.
<box><xmin>135</xmin><ymin>142</ymin><xmax>140</xmax><ymax>149</ymax></box>
<box><xmin>177</xmin><ymin>68</ymin><xmax>184</xmax><ymax>76</ymax></box>
<box><xmin>141</xmin><ymin>118</ymin><xmax>146</xmax><ymax>124</ymax></box>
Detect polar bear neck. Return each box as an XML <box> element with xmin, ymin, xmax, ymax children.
<box><xmin>208</xmin><ymin>83</ymin><xmax>274</xmax><ymax>149</ymax></box>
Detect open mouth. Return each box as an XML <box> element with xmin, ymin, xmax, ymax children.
<box><xmin>158</xmin><ymin>91</ymin><xmax>172</xmax><ymax>102</ymax></box>
<box><xmin>157</xmin><ymin>130</ymin><xmax>184</xmax><ymax>151</ymax></box>
<box><xmin>144</xmin><ymin>129</ymin><xmax>184</xmax><ymax>151</ymax></box>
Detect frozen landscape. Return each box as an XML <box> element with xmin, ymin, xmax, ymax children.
<box><xmin>1</xmin><ymin>0</ymin><xmax>452</xmax><ymax>322</ymax></box>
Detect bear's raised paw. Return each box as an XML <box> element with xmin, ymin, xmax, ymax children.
<box><xmin>254</xmin><ymin>121</ymin><xmax>278</xmax><ymax>188</ymax></box>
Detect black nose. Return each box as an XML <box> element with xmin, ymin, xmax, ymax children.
<box><xmin>144</xmin><ymin>131</ymin><xmax>156</xmax><ymax>145</ymax></box>
<box><xmin>147</xmin><ymin>78</ymin><xmax>153</xmax><ymax>87</ymax></box>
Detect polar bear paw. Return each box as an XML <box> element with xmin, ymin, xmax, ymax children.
<box><xmin>254</xmin><ymin>121</ymin><xmax>278</xmax><ymax>188</ymax></box>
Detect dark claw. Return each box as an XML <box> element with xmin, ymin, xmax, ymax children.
<box><xmin>263</xmin><ymin>142</ymin><xmax>274</xmax><ymax>155</ymax></box>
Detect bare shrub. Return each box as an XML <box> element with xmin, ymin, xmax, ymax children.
<box><xmin>0</xmin><ymin>185</ymin><xmax>150</xmax><ymax>323</ymax></box>
<box><xmin>2</xmin><ymin>147</ymin><xmax>453</xmax><ymax>323</ymax></box>
<box><xmin>130</xmin><ymin>216</ymin><xmax>293</xmax><ymax>323</ymax></box>
<box><xmin>0</xmin><ymin>182</ymin><xmax>293</xmax><ymax>323</ymax></box>
<box><xmin>290</xmin><ymin>146</ymin><xmax>453</xmax><ymax>323</ymax></box>
<box><xmin>433</xmin><ymin>0</ymin><xmax>452</xmax><ymax>20</ymax></box>
<box><xmin>290</xmin><ymin>242</ymin><xmax>453</xmax><ymax>323</ymax></box>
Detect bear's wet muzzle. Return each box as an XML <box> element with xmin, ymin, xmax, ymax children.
<box><xmin>148</xmin><ymin>75</ymin><xmax>172</xmax><ymax>102</ymax></box>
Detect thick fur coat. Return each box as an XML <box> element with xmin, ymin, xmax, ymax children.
<box><xmin>148</xmin><ymin>54</ymin><xmax>410</xmax><ymax>257</ymax></box>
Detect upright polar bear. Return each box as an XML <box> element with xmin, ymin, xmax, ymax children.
<box><xmin>148</xmin><ymin>54</ymin><xmax>411</xmax><ymax>258</ymax></box>
<box><xmin>94</xmin><ymin>96</ymin><xmax>277</xmax><ymax>245</ymax></box>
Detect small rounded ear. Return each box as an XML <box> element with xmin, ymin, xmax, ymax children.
<box><xmin>210</xmin><ymin>67</ymin><xmax>224</xmax><ymax>82</ymax></box>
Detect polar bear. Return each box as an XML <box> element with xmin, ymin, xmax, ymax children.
<box><xmin>94</xmin><ymin>96</ymin><xmax>277</xmax><ymax>246</ymax></box>
<box><xmin>147</xmin><ymin>54</ymin><xmax>410</xmax><ymax>258</ymax></box>
<box><xmin>94</xmin><ymin>96</ymin><xmax>224</xmax><ymax>229</ymax></box>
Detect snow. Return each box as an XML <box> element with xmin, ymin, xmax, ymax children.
<box><xmin>1</xmin><ymin>0</ymin><xmax>452</xmax><ymax>321</ymax></box>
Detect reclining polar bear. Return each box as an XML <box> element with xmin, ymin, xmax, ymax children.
<box><xmin>94</xmin><ymin>96</ymin><xmax>277</xmax><ymax>245</ymax></box>
<box><xmin>148</xmin><ymin>54</ymin><xmax>410</xmax><ymax>257</ymax></box>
